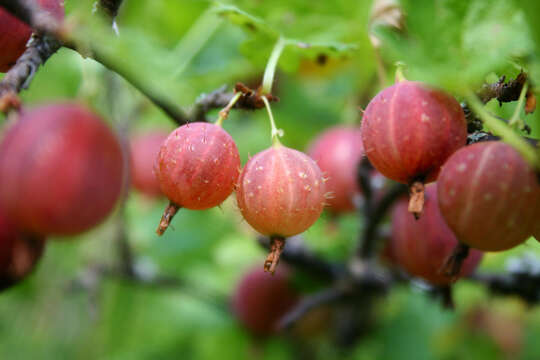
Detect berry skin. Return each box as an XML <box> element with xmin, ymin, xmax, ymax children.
<box><xmin>236</xmin><ymin>145</ymin><xmax>326</xmax><ymax>238</ymax></box>
<box><xmin>437</xmin><ymin>141</ymin><xmax>540</xmax><ymax>252</ymax></box>
<box><xmin>129</xmin><ymin>132</ymin><xmax>168</xmax><ymax>198</ymax></box>
<box><xmin>0</xmin><ymin>103</ymin><xmax>124</xmax><ymax>236</ymax></box>
<box><xmin>361</xmin><ymin>81</ymin><xmax>467</xmax><ymax>216</ymax></box>
<box><xmin>391</xmin><ymin>184</ymin><xmax>483</xmax><ymax>285</ymax></box>
<box><xmin>232</xmin><ymin>267</ymin><xmax>299</xmax><ymax>336</ymax></box>
<box><xmin>155</xmin><ymin>122</ymin><xmax>240</xmax><ymax>210</ymax></box>
<box><xmin>308</xmin><ymin>126</ymin><xmax>364</xmax><ymax>213</ymax></box>
<box><xmin>362</xmin><ymin>81</ymin><xmax>467</xmax><ymax>184</ymax></box>
<box><xmin>0</xmin><ymin>0</ymin><xmax>64</xmax><ymax>72</ymax></box>
<box><xmin>0</xmin><ymin>209</ymin><xmax>45</xmax><ymax>291</ymax></box>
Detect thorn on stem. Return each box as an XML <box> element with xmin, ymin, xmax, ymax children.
<box><xmin>264</xmin><ymin>236</ymin><xmax>286</xmax><ymax>274</ymax></box>
<box><xmin>156</xmin><ymin>202</ymin><xmax>181</xmax><ymax>236</ymax></box>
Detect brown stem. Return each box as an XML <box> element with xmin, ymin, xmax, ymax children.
<box><xmin>408</xmin><ymin>181</ymin><xmax>425</xmax><ymax>219</ymax></box>
<box><xmin>0</xmin><ymin>34</ymin><xmax>61</xmax><ymax>113</ymax></box>
<box><xmin>264</xmin><ymin>236</ymin><xmax>286</xmax><ymax>274</ymax></box>
<box><xmin>440</xmin><ymin>242</ymin><xmax>470</xmax><ymax>282</ymax></box>
<box><xmin>0</xmin><ymin>0</ymin><xmax>62</xmax><ymax>36</ymax></box>
<box><xmin>156</xmin><ymin>202</ymin><xmax>181</xmax><ymax>236</ymax></box>
<box><xmin>439</xmin><ymin>285</ymin><xmax>455</xmax><ymax>310</ymax></box>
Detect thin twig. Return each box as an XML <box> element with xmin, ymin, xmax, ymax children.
<box><xmin>357</xmin><ymin>157</ymin><xmax>374</xmax><ymax>213</ymax></box>
<box><xmin>0</xmin><ymin>1</ymin><xmax>191</xmax><ymax>124</ymax></box>
<box><xmin>278</xmin><ymin>288</ymin><xmax>347</xmax><ymax>330</ymax></box>
<box><xmin>357</xmin><ymin>183</ymin><xmax>408</xmax><ymax>258</ymax></box>
<box><xmin>0</xmin><ymin>34</ymin><xmax>61</xmax><ymax>112</ymax></box>
<box><xmin>190</xmin><ymin>85</ymin><xmax>235</xmax><ymax>122</ymax></box>
<box><xmin>0</xmin><ymin>0</ymin><xmax>62</xmax><ymax>35</ymax></box>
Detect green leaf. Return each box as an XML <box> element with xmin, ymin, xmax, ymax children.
<box><xmin>213</xmin><ymin>3</ymin><xmax>279</xmax><ymax>39</ymax></box>
<box><xmin>375</xmin><ymin>0</ymin><xmax>534</xmax><ymax>93</ymax></box>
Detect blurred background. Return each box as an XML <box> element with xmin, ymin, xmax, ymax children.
<box><xmin>1</xmin><ymin>0</ymin><xmax>540</xmax><ymax>359</ymax></box>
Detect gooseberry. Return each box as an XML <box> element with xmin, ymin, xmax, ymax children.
<box><xmin>154</xmin><ymin>122</ymin><xmax>241</xmax><ymax>235</ymax></box>
<box><xmin>0</xmin><ymin>103</ymin><xmax>124</xmax><ymax>236</ymax></box>
<box><xmin>308</xmin><ymin>126</ymin><xmax>364</xmax><ymax>213</ymax></box>
<box><xmin>391</xmin><ymin>184</ymin><xmax>483</xmax><ymax>285</ymax></box>
<box><xmin>437</xmin><ymin>141</ymin><xmax>539</xmax><ymax>251</ymax></box>
<box><xmin>361</xmin><ymin>81</ymin><xmax>467</xmax><ymax>217</ymax></box>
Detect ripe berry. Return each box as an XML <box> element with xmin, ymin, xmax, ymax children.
<box><xmin>236</xmin><ymin>144</ymin><xmax>325</xmax><ymax>272</ymax></box>
<box><xmin>154</xmin><ymin>122</ymin><xmax>240</xmax><ymax>235</ymax></box>
<box><xmin>0</xmin><ymin>103</ymin><xmax>124</xmax><ymax>236</ymax></box>
<box><xmin>391</xmin><ymin>184</ymin><xmax>483</xmax><ymax>285</ymax></box>
<box><xmin>0</xmin><ymin>209</ymin><xmax>45</xmax><ymax>291</ymax></box>
<box><xmin>129</xmin><ymin>132</ymin><xmax>168</xmax><ymax>198</ymax></box>
<box><xmin>437</xmin><ymin>141</ymin><xmax>540</xmax><ymax>251</ymax></box>
<box><xmin>232</xmin><ymin>266</ymin><xmax>299</xmax><ymax>336</ymax></box>
<box><xmin>308</xmin><ymin>126</ymin><xmax>364</xmax><ymax>213</ymax></box>
<box><xmin>0</xmin><ymin>0</ymin><xmax>64</xmax><ymax>72</ymax></box>
<box><xmin>361</xmin><ymin>81</ymin><xmax>467</xmax><ymax>217</ymax></box>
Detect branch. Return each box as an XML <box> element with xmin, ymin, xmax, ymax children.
<box><xmin>477</xmin><ymin>71</ymin><xmax>527</xmax><ymax>105</ymax></box>
<box><xmin>0</xmin><ymin>34</ymin><xmax>61</xmax><ymax>112</ymax></box>
<box><xmin>0</xmin><ymin>0</ymin><xmax>191</xmax><ymax>124</ymax></box>
<box><xmin>357</xmin><ymin>183</ymin><xmax>408</xmax><ymax>258</ymax></box>
<box><xmin>0</xmin><ymin>0</ymin><xmax>62</xmax><ymax>35</ymax></box>
<box><xmin>190</xmin><ymin>85</ymin><xmax>235</xmax><ymax>122</ymax></box>
<box><xmin>278</xmin><ymin>287</ymin><xmax>347</xmax><ymax>330</ymax></box>
<box><xmin>470</xmin><ymin>255</ymin><xmax>540</xmax><ymax>304</ymax></box>
<box><xmin>357</xmin><ymin>157</ymin><xmax>374</xmax><ymax>212</ymax></box>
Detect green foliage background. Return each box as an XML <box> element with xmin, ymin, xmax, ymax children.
<box><xmin>1</xmin><ymin>0</ymin><xmax>540</xmax><ymax>359</ymax></box>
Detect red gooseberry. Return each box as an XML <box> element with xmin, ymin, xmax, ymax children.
<box><xmin>0</xmin><ymin>209</ymin><xmax>45</xmax><ymax>291</ymax></box>
<box><xmin>129</xmin><ymin>131</ymin><xmax>168</xmax><ymax>198</ymax></box>
<box><xmin>0</xmin><ymin>103</ymin><xmax>124</xmax><ymax>236</ymax></box>
<box><xmin>361</xmin><ymin>81</ymin><xmax>467</xmax><ymax>217</ymax></box>
<box><xmin>236</xmin><ymin>144</ymin><xmax>326</xmax><ymax>273</ymax></box>
<box><xmin>437</xmin><ymin>141</ymin><xmax>540</xmax><ymax>251</ymax></box>
<box><xmin>154</xmin><ymin>122</ymin><xmax>241</xmax><ymax>235</ymax></box>
<box><xmin>308</xmin><ymin>126</ymin><xmax>364</xmax><ymax>214</ymax></box>
<box><xmin>232</xmin><ymin>266</ymin><xmax>299</xmax><ymax>336</ymax></box>
<box><xmin>391</xmin><ymin>184</ymin><xmax>483</xmax><ymax>285</ymax></box>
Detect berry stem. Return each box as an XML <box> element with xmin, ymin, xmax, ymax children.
<box><xmin>466</xmin><ymin>92</ymin><xmax>540</xmax><ymax>170</ymax></box>
<box><xmin>262</xmin><ymin>36</ymin><xmax>287</xmax><ymax>95</ymax></box>
<box><xmin>215</xmin><ymin>92</ymin><xmax>242</xmax><ymax>127</ymax></box>
<box><xmin>394</xmin><ymin>62</ymin><xmax>407</xmax><ymax>83</ymax></box>
<box><xmin>262</xmin><ymin>96</ymin><xmax>283</xmax><ymax>146</ymax></box>
<box><xmin>440</xmin><ymin>242</ymin><xmax>470</xmax><ymax>282</ymax></box>
<box><xmin>264</xmin><ymin>236</ymin><xmax>286</xmax><ymax>274</ymax></box>
<box><xmin>408</xmin><ymin>180</ymin><xmax>425</xmax><ymax>219</ymax></box>
<box><xmin>156</xmin><ymin>202</ymin><xmax>181</xmax><ymax>236</ymax></box>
